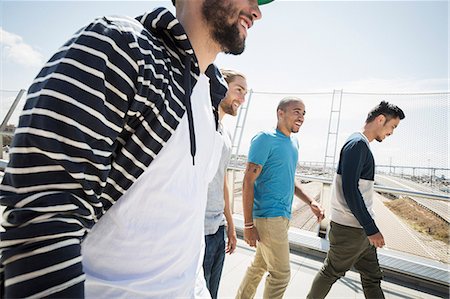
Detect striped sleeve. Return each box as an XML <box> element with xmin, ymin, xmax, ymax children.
<box><xmin>0</xmin><ymin>17</ymin><xmax>141</xmax><ymax>297</ymax></box>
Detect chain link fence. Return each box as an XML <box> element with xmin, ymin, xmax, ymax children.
<box><xmin>225</xmin><ymin>90</ymin><xmax>449</xmax><ymax>263</ymax></box>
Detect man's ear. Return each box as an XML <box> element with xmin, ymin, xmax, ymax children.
<box><xmin>277</xmin><ymin>108</ymin><xmax>284</xmax><ymax>120</ymax></box>
<box><xmin>376</xmin><ymin>114</ymin><xmax>386</xmax><ymax>125</ymax></box>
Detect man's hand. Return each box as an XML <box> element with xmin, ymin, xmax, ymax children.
<box><xmin>310</xmin><ymin>201</ymin><xmax>325</xmax><ymax>222</ymax></box>
<box><xmin>368</xmin><ymin>232</ymin><xmax>385</xmax><ymax>248</ymax></box>
<box><xmin>226</xmin><ymin>226</ymin><xmax>237</xmax><ymax>254</ymax></box>
<box><xmin>244</xmin><ymin>226</ymin><xmax>260</xmax><ymax>248</ymax></box>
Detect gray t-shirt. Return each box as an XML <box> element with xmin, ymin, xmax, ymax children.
<box><xmin>204</xmin><ymin>123</ymin><xmax>232</xmax><ymax>235</ymax></box>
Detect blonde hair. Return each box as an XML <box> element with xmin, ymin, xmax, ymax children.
<box><xmin>220</xmin><ymin>69</ymin><xmax>246</xmax><ymax>85</ymax></box>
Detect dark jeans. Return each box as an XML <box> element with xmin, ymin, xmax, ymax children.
<box><xmin>203</xmin><ymin>225</ymin><xmax>226</xmax><ymax>299</ymax></box>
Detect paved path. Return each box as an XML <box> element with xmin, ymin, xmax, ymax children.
<box><xmin>376</xmin><ymin>174</ymin><xmax>450</xmax><ymax>222</ymax></box>
<box><xmin>372</xmin><ymin>193</ymin><xmax>440</xmax><ymax>260</ymax></box>
<box><xmin>219</xmin><ymin>239</ymin><xmax>441</xmax><ymax>299</ymax></box>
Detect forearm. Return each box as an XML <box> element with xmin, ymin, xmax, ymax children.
<box><xmin>0</xmin><ymin>18</ymin><xmax>139</xmax><ymax>297</ymax></box>
<box><xmin>0</xmin><ymin>192</ymin><xmax>88</xmax><ymax>298</ymax></box>
<box><xmin>224</xmin><ymin>208</ymin><xmax>234</xmax><ymax>228</ymax></box>
<box><xmin>242</xmin><ymin>179</ymin><xmax>255</xmax><ymax>225</ymax></box>
<box><xmin>341</xmin><ymin>142</ymin><xmax>379</xmax><ymax>235</ymax></box>
<box><xmin>241</xmin><ymin>162</ymin><xmax>262</xmax><ymax>225</ymax></box>
<box><xmin>223</xmin><ymin>177</ymin><xmax>235</xmax><ymax>229</ymax></box>
<box><xmin>342</xmin><ymin>184</ymin><xmax>379</xmax><ymax>235</ymax></box>
<box><xmin>294</xmin><ymin>181</ymin><xmax>314</xmax><ymax>205</ymax></box>
<box><xmin>349</xmin><ymin>203</ymin><xmax>379</xmax><ymax>235</ymax></box>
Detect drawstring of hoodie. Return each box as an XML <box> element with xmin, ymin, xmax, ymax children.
<box><xmin>205</xmin><ymin>64</ymin><xmax>227</xmax><ymax>131</ymax></box>
<box><xmin>184</xmin><ymin>56</ymin><xmax>196</xmax><ymax>165</ymax></box>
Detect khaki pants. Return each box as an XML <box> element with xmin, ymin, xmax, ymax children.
<box><xmin>236</xmin><ymin>217</ymin><xmax>291</xmax><ymax>299</ymax></box>
<box><xmin>307</xmin><ymin>221</ymin><xmax>385</xmax><ymax>299</ymax></box>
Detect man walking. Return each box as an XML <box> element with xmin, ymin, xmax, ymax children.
<box><xmin>0</xmin><ymin>1</ymin><xmax>272</xmax><ymax>297</ymax></box>
<box><xmin>307</xmin><ymin>101</ymin><xmax>405</xmax><ymax>299</ymax></box>
<box><xmin>203</xmin><ymin>69</ymin><xmax>247</xmax><ymax>299</ymax></box>
<box><xmin>236</xmin><ymin>97</ymin><xmax>324</xmax><ymax>299</ymax></box>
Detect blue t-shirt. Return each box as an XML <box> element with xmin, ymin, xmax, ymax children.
<box><xmin>248</xmin><ymin>129</ymin><xmax>299</xmax><ymax>219</ymax></box>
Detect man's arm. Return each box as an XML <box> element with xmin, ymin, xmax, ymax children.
<box><xmin>223</xmin><ymin>173</ymin><xmax>237</xmax><ymax>254</ymax></box>
<box><xmin>341</xmin><ymin>141</ymin><xmax>384</xmax><ymax>248</ymax></box>
<box><xmin>294</xmin><ymin>181</ymin><xmax>324</xmax><ymax>222</ymax></box>
<box><xmin>242</xmin><ymin>162</ymin><xmax>262</xmax><ymax>247</ymax></box>
<box><xmin>0</xmin><ymin>18</ymin><xmax>141</xmax><ymax>297</ymax></box>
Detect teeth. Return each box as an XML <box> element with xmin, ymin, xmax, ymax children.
<box><xmin>240</xmin><ymin>19</ymin><xmax>249</xmax><ymax>30</ymax></box>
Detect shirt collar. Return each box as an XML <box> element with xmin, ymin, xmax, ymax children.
<box><xmin>358</xmin><ymin>131</ymin><xmax>370</xmax><ymax>146</ymax></box>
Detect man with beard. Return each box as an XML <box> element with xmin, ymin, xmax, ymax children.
<box><xmin>202</xmin><ymin>69</ymin><xmax>247</xmax><ymax>299</ymax></box>
<box><xmin>307</xmin><ymin>101</ymin><xmax>405</xmax><ymax>299</ymax></box>
<box><xmin>236</xmin><ymin>98</ymin><xmax>324</xmax><ymax>299</ymax></box>
<box><xmin>0</xmin><ymin>0</ymin><xmax>272</xmax><ymax>297</ymax></box>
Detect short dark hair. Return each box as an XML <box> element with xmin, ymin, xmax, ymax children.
<box><xmin>277</xmin><ymin>97</ymin><xmax>303</xmax><ymax>112</ymax></box>
<box><xmin>366</xmin><ymin>101</ymin><xmax>405</xmax><ymax>123</ymax></box>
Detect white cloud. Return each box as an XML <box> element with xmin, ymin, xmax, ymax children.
<box><xmin>1</xmin><ymin>27</ymin><xmax>45</xmax><ymax>68</ymax></box>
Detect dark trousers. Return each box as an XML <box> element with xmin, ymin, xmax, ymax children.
<box><xmin>307</xmin><ymin>221</ymin><xmax>385</xmax><ymax>299</ymax></box>
<box><xmin>203</xmin><ymin>225</ymin><xmax>226</xmax><ymax>299</ymax></box>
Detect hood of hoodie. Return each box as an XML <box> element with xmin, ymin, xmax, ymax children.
<box><xmin>136</xmin><ymin>8</ymin><xmax>228</xmax><ymax>164</ymax></box>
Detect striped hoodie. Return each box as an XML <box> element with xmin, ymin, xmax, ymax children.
<box><xmin>0</xmin><ymin>7</ymin><xmax>227</xmax><ymax>297</ymax></box>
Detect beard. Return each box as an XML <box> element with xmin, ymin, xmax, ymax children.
<box><xmin>202</xmin><ymin>0</ymin><xmax>246</xmax><ymax>55</ymax></box>
<box><xmin>291</xmin><ymin>126</ymin><xmax>300</xmax><ymax>133</ymax></box>
<box><xmin>220</xmin><ymin>100</ymin><xmax>237</xmax><ymax>116</ymax></box>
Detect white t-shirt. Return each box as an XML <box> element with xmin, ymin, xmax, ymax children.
<box><xmin>81</xmin><ymin>74</ymin><xmax>222</xmax><ymax>298</ymax></box>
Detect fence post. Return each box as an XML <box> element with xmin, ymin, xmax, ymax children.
<box><xmin>0</xmin><ymin>89</ymin><xmax>26</xmax><ymax>159</ymax></box>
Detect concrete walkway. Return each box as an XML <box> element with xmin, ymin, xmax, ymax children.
<box><xmin>219</xmin><ymin>239</ymin><xmax>442</xmax><ymax>299</ymax></box>
<box><xmin>372</xmin><ymin>193</ymin><xmax>440</xmax><ymax>260</ymax></box>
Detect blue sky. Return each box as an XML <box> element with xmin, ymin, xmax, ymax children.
<box><xmin>1</xmin><ymin>1</ymin><xmax>448</xmax><ymax>92</ymax></box>
<box><xmin>0</xmin><ymin>0</ymin><xmax>449</xmax><ymax>170</ymax></box>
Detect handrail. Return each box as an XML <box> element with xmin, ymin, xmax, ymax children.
<box><xmin>0</xmin><ymin>159</ymin><xmax>7</xmax><ymax>171</ymax></box>
<box><xmin>228</xmin><ymin>166</ymin><xmax>450</xmax><ymax>202</ymax></box>
<box><xmin>297</xmin><ymin>174</ymin><xmax>450</xmax><ymax>202</ymax></box>
<box><xmin>373</xmin><ymin>185</ymin><xmax>450</xmax><ymax>201</ymax></box>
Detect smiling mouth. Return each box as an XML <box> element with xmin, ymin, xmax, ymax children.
<box><xmin>239</xmin><ymin>17</ymin><xmax>252</xmax><ymax>36</ymax></box>
<box><xmin>240</xmin><ymin>19</ymin><xmax>249</xmax><ymax>30</ymax></box>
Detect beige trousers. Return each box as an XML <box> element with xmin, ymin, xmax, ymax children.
<box><xmin>236</xmin><ymin>217</ymin><xmax>291</xmax><ymax>299</ymax></box>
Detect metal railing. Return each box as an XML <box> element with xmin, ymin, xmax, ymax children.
<box><xmin>0</xmin><ymin>89</ymin><xmax>26</xmax><ymax>159</ymax></box>
<box><xmin>228</xmin><ymin>167</ymin><xmax>449</xmax><ymax>294</ymax></box>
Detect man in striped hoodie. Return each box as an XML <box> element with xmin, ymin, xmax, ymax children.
<box><xmin>307</xmin><ymin>101</ymin><xmax>405</xmax><ymax>299</ymax></box>
<box><xmin>0</xmin><ymin>0</ymin><xmax>272</xmax><ymax>297</ymax></box>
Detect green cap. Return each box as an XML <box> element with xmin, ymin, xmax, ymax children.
<box><xmin>172</xmin><ymin>0</ymin><xmax>274</xmax><ymax>5</ymax></box>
